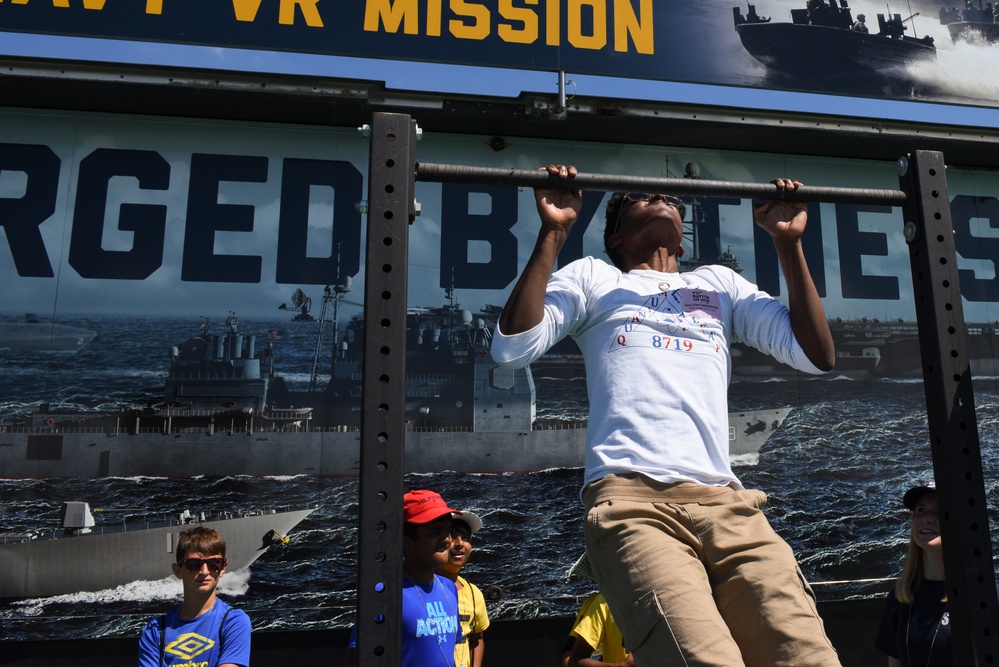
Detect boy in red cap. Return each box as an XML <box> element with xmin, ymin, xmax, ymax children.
<box><xmin>343</xmin><ymin>489</ymin><xmax>463</xmax><ymax>667</ymax></box>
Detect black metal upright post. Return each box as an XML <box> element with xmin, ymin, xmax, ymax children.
<box><xmin>356</xmin><ymin>113</ymin><xmax>417</xmax><ymax>667</ymax></box>
<box><xmin>898</xmin><ymin>150</ymin><xmax>999</xmax><ymax>666</ymax></box>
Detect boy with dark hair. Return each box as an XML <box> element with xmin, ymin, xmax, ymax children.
<box><xmin>437</xmin><ymin>510</ymin><xmax>489</xmax><ymax>667</ymax></box>
<box><xmin>344</xmin><ymin>489</ymin><xmax>463</xmax><ymax>667</ymax></box>
<box><xmin>138</xmin><ymin>525</ymin><xmax>251</xmax><ymax>667</ymax></box>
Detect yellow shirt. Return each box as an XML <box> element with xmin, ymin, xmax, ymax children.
<box><xmin>453</xmin><ymin>576</ymin><xmax>490</xmax><ymax>667</ymax></box>
<box><xmin>571</xmin><ymin>592</ymin><xmax>628</xmax><ymax>664</ymax></box>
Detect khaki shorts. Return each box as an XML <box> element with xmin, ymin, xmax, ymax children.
<box><xmin>583</xmin><ymin>474</ymin><xmax>842</xmax><ymax>667</ymax></box>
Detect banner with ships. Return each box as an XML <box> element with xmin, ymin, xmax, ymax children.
<box><xmin>1</xmin><ymin>0</ymin><xmax>998</xmax><ymax>107</ymax></box>
<box><xmin>2</xmin><ymin>106</ymin><xmax>999</xmax><ymax>643</ymax></box>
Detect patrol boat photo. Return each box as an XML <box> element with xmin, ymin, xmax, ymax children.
<box><xmin>733</xmin><ymin>0</ymin><xmax>936</xmax><ymax>80</ymax></box>
<box><xmin>937</xmin><ymin>1</ymin><xmax>999</xmax><ymax>43</ymax></box>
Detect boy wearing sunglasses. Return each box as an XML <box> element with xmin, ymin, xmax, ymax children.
<box><xmin>492</xmin><ymin>167</ymin><xmax>838</xmax><ymax>666</ymax></box>
<box><xmin>138</xmin><ymin>525</ymin><xmax>251</xmax><ymax>667</ymax></box>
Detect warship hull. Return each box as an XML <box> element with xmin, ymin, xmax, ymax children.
<box><xmin>0</xmin><ymin>506</ymin><xmax>314</xmax><ymax>598</ymax></box>
<box><xmin>0</xmin><ymin>407</ymin><xmax>788</xmax><ymax>478</ymax></box>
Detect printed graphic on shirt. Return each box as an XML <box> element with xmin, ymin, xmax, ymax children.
<box><xmin>416</xmin><ymin>599</ymin><xmax>459</xmax><ymax>644</ymax></box>
<box><xmin>610</xmin><ymin>287</ymin><xmax>723</xmax><ymax>355</ymax></box>
<box><xmin>164</xmin><ymin>632</ymin><xmax>216</xmax><ymax>662</ymax></box>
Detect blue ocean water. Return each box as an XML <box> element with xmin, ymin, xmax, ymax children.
<box><xmin>2</xmin><ymin>316</ymin><xmax>999</xmax><ymax>641</ymax></box>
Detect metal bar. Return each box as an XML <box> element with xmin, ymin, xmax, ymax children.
<box><xmin>898</xmin><ymin>151</ymin><xmax>999</xmax><ymax>666</ymax></box>
<box><xmin>356</xmin><ymin>112</ymin><xmax>415</xmax><ymax>667</ymax></box>
<box><xmin>415</xmin><ymin>162</ymin><xmax>908</xmax><ymax>206</ymax></box>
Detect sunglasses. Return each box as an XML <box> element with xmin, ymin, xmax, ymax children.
<box><xmin>178</xmin><ymin>557</ymin><xmax>227</xmax><ymax>573</ymax></box>
<box><xmin>613</xmin><ymin>193</ymin><xmax>686</xmax><ymax>234</ymax></box>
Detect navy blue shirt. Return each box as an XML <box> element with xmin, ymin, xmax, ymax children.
<box><xmin>875</xmin><ymin>579</ymin><xmax>951</xmax><ymax>667</ymax></box>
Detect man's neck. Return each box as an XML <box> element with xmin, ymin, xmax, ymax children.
<box><xmin>178</xmin><ymin>591</ymin><xmax>217</xmax><ymax>621</ymax></box>
<box><xmin>623</xmin><ymin>248</ymin><xmax>679</xmax><ymax>274</ymax></box>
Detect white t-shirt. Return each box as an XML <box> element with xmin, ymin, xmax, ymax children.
<box><xmin>491</xmin><ymin>257</ymin><xmax>824</xmax><ymax>491</ymax></box>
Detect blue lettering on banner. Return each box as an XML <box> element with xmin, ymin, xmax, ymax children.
<box><xmin>834</xmin><ymin>202</ymin><xmax>898</xmax><ymax>300</ymax></box>
<box><xmin>182</xmin><ymin>153</ymin><xmax>267</xmax><ymax>283</ymax></box>
<box><xmin>0</xmin><ymin>143</ymin><xmax>60</xmax><ymax>278</ymax></box>
<box><xmin>2</xmin><ymin>139</ymin><xmax>999</xmax><ymax>310</ymax></box>
<box><xmin>68</xmin><ymin>148</ymin><xmax>170</xmax><ymax>280</ymax></box>
<box><xmin>952</xmin><ymin>194</ymin><xmax>999</xmax><ymax>302</ymax></box>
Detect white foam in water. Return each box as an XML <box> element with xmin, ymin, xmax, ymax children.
<box><xmin>219</xmin><ymin>569</ymin><xmax>251</xmax><ymax>597</ymax></box>
<box><xmin>14</xmin><ymin>576</ymin><xmax>181</xmax><ymax>614</ymax></box>
<box><xmin>11</xmin><ymin>569</ymin><xmax>250</xmax><ymax>615</ymax></box>
<box><xmin>908</xmin><ymin>36</ymin><xmax>999</xmax><ymax>101</ymax></box>
<box><xmin>730</xmin><ymin>452</ymin><xmax>761</xmax><ymax>467</ymax></box>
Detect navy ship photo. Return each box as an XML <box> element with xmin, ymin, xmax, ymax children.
<box><xmin>733</xmin><ymin>0</ymin><xmax>936</xmax><ymax>79</ymax></box>
<box><xmin>0</xmin><ymin>298</ymin><xmax>786</xmax><ymax>478</ymax></box>
<box><xmin>0</xmin><ymin>501</ymin><xmax>314</xmax><ymax>598</ymax></box>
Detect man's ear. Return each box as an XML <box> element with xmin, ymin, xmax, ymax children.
<box><xmin>171</xmin><ymin>562</ymin><xmax>182</xmax><ymax>579</ymax></box>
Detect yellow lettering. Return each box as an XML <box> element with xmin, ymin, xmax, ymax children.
<box><xmin>614</xmin><ymin>0</ymin><xmax>652</xmax><ymax>53</ymax></box>
<box><xmin>546</xmin><ymin>0</ymin><xmax>559</xmax><ymax>45</ymax></box>
<box><xmin>450</xmin><ymin>0</ymin><xmax>489</xmax><ymax>40</ymax></box>
<box><xmin>498</xmin><ymin>0</ymin><xmax>538</xmax><ymax>44</ymax></box>
<box><xmin>279</xmin><ymin>0</ymin><xmax>323</xmax><ymax>26</ymax></box>
<box><xmin>364</xmin><ymin>0</ymin><xmax>419</xmax><ymax>34</ymax></box>
<box><xmin>426</xmin><ymin>0</ymin><xmax>442</xmax><ymax>36</ymax></box>
<box><xmin>568</xmin><ymin>0</ymin><xmax>606</xmax><ymax>50</ymax></box>
<box><xmin>232</xmin><ymin>0</ymin><xmax>263</xmax><ymax>22</ymax></box>
<box><xmin>20</xmin><ymin>0</ymin><xmax>109</xmax><ymax>7</ymax></box>
<box><xmin>147</xmin><ymin>0</ymin><xmax>163</xmax><ymax>14</ymax></box>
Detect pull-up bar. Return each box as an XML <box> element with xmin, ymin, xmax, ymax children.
<box><xmin>415</xmin><ymin>161</ymin><xmax>909</xmax><ymax>206</ymax></box>
<box><xmin>356</xmin><ymin>113</ymin><xmax>997</xmax><ymax>667</ymax></box>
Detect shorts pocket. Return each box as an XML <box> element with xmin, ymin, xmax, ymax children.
<box><xmin>619</xmin><ymin>589</ymin><xmax>679</xmax><ymax>658</ymax></box>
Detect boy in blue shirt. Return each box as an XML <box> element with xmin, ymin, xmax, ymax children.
<box><xmin>138</xmin><ymin>525</ymin><xmax>251</xmax><ymax>667</ymax></box>
<box><xmin>343</xmin><ymin>489</ymin><xmax>463</xmax><ymax>666</ymax></box>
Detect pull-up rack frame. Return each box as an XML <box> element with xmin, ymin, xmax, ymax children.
<box><xmin>354</xmin><ymin>112</ymin><xmax>998</xmax><ymax>666</ymax></box>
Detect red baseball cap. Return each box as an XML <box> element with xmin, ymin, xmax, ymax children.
<box><xmin>403</xmin><ymin>489</ymin><xmax>461</xmax><ymax>525</ymax></box>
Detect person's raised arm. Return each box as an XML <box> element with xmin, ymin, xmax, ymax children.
<box><xmin>753</xmin><ymin>178</ymin><xmax>835</xmax><ymax>371</ymax></box>
<box><xmin>498</xmin><ymin>164</ymin><xmax>581</xmax><ymax>335</ymax></box>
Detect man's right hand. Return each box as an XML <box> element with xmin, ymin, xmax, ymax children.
<box><xmin>535</xmin><ymin>164</ymin><xmax>581</xmax><ymax>232</ymax></box>
<box><xmin>496</xmin><ymin>164</ymin><xmax>580</xmax><ymax>336</ymax></box>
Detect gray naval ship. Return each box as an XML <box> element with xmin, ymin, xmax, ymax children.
<box><xmin>0</xmin><ymin>299</ymin><xmax>788</xmax><ymax>479</ymax></box>
<box><xmin>0</xmin><ymin>501</ymin><xmax>315</xmax><ymax>598</ymax></box>
<box><xmin>0</xmin><ymin>313</ymin><xmax>96</xmax><ymax>352</ymax></box>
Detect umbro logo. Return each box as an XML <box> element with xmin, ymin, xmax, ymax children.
<box><xmin>165</xmin><ymin>632</ymin><xmax>215</xmax><ymax>660</ymax></box>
